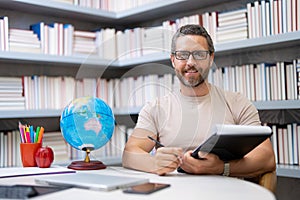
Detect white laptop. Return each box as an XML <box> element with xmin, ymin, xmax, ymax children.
<box><xmin>35</xmin><ymin>173</ymin><xmax>149</xmax><ymax>191</ymax></box>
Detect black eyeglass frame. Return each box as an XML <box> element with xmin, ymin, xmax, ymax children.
<box><xmin>172</xmin><ymin>50</ymin><xmax>210</xmax><ymax>60</ymax></box>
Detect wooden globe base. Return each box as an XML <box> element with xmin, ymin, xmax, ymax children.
<box><xmin>67</xmin><ymin>160</ymin><xmax>106</xmax><ymax>170</ymax></box>
<box><xmin>67</xmin><ymin>148</ymin><xmax>106</xmax><ymax>170</ymax></box>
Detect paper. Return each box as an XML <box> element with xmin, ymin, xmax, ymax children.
<box><xmin>0</xmin><ymin>166</ymin><xmax>75</xmax><ymax>178</ymax></box>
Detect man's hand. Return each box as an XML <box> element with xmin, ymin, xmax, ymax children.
<box><xmin>179</xmin><ymin>150</ymin><xmax>224</xmax><ymax>175</ymax></box>
<box><xmin>152</xmin><ymin>147</ymin><xmax>183</xmax><ymax>176</ymax></box>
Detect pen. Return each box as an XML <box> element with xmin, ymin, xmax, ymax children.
<box><xmin>30</xmin><ymin>125</ymin><xmax>34</xmax><ymax>143</ymax></box>
<box><xmin>25</xmin><ymin>126</ymin><xmax>31</xmax><ymax>143</ymax></box>
<box><xmin>35</xmin><ymin>126</ymin><xmax>40</xmax><ymax>143</ymax></box>
<box><xmin>147</xmin><ymin>136</ymin><xmax>165</xmax><ymax>148</ymax></box>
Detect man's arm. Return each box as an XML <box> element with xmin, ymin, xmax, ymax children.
<box><xmin>122</xmin><ymin>128</ymin><xmax>183</xmax><ymax>175</ymax></box>
<box><xmin>229</xmin><ymin>139</ymin><xmax>276</xmax><ymax>178</ymax></box>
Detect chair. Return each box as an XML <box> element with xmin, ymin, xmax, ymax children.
<box><xmin>245</xmin><ymin>171</ymin><xmax>277</xmax><ymax>193</ymax></box>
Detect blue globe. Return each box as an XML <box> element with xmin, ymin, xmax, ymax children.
<box><xmin>60</xmin><ymin>96</ymin><xmax>115</xmax><ymax>152</ymax></box>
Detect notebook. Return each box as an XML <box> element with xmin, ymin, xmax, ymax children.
<box><xmin>35</xmin><ymin>173</ymin><xmax>149</xmax><ymax>191</ymax></box>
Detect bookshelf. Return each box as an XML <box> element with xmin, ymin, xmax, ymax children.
<box><xmin>0</xmin><ymin>30</ymin><xmax>299</xmax><ymax>76</ymax></box>
<box><xmin>0</xmin><ymin>0</ymin><xmax>300</xmax><ymax>182</ymax></box>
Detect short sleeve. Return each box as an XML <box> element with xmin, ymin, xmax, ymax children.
<box><xmin>135</xmin><ymin>101</ymin><xmax>158</xmax><ymax>134</ymax></box>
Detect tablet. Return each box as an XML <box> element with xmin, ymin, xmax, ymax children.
<box><xmin>177</xmin><ymin>124</ymin><xmax>272</xmax><ymax>173</ymax></box>
<box><xmin>191</xmin><ymin>124</ymin><xmax>272</xmax><ymax>161</ymax></box>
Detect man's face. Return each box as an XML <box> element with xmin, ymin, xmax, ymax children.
<box><xmin>171</xmin><ymin>35</ymin><xmax>214</xmax><ymax>88</ymax></box>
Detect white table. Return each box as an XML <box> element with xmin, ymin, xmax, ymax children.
<box><xmin>0</xmin><ymin>166</ymin><xmax>276</xmax><ymax>200</ymax></box>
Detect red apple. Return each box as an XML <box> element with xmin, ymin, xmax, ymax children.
<box><xmin>35</xmin><ymin>146</ymin><xmax>54</xmax><ymax>168</ymax></box>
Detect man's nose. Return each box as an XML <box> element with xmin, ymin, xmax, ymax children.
<box><xmin>186</xmin><ymin>53</ymin><xmax>196</xmax><ymax>65</ymax></box>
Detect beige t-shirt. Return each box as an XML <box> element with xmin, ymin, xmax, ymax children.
<box><xmin>135</xmin><ymin>84</ymin><xmax>261</xmax><ymax>151</ymax></box>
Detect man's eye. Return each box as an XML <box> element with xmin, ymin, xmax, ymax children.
<box><xmin>180</xmin><ymin>53</ymin><xmax>189</xmax><ymax>57</ymax></box>
<box><xmin>194</xmin><ymin>52</ymin><xmax>204</xmax><ymax>57</ymax></box>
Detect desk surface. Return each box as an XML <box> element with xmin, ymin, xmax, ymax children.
<box><xmin>0</xmin><ymin>166</ymin><xmax>275</xmax><ymax>200</ymax></box>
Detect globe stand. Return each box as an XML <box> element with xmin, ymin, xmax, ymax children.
<box><xmin>67</xmin><ymin>148</ymin><xmax>106</xmax><ymax>170</ymax></box>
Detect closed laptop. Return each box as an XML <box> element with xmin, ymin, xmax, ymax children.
<box><xmin>35</xmin><ymin>173</ymin><xmax>149</xmax><ymax>191</ymax></box>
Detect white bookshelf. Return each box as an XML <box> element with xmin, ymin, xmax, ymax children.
<box><xmin>0</xmin><ymin>0</ymin><xmax>299</xmax><ymax>180</ymax></box>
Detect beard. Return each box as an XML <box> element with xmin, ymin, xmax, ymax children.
<box><xmin>175</xmin><ymin>66</ymin><xmax>210</xmax><ymax>88</ymax></box>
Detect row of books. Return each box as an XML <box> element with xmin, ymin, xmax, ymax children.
<box><xmin>0</xmin><ymin>77</ymin><xmax>25</xmax><ymax>110</ymax></box>
<box><xmin>53</xmin><ymin>0</ymin><xmax>159</xmax><ymax>12</ymax></box>
<box><xmin>9</xmin><ymin>28</ymin><xmax>41</xmax><ymax>54</ymax></box>
<box><xmin>210</xmin><ymin>59</ymin><xmax>300</xmax><ymax>101</ymax></box>
<box><xmin>216</xmin><ymin>9</ymin><xmax>248</xmax><ymax>43</ymax></box>
<box><xmin>270</xmin><ymin>123</ymin><xmax>300</xmax><ymax>165</ymax></box>
<box><xmin>23</xmin><ymin>73</ymin><xmax>176</xmax><ymax>110</ymax></box>
<box><xmin>247</xmin><ymin>0</ymin><xmax>300</xmax><ymax>38</ymax></box>
<box><xmin>0</xmin><ymin>130</ymin><xmax>21</xmax><ymax>168</ymax></box>
<box><xmin>163</xmin><ymin>0</ymin><xmax>300</xmax><ymax>44</ymax></box>
<box><xmin>0</xmin><ymin>124</ymin><xmax>129</xmax><ymax>167</ymax></box>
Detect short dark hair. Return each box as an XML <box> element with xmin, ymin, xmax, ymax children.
<box><xmin>171</xmin><ymin>24</ymin><xmax>215</xmax><ymax>54</ymax></box>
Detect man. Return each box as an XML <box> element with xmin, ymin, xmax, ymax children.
<box><xmin>122</xmin><ymin>24</ymin><xmax>276</xmax><ymax>177</ymax></box>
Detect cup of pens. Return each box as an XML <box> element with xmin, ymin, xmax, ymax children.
<box><xmin>19</xmin><ymin>122</ymin><xmax>44</xmax><ymax>167</ymax></box>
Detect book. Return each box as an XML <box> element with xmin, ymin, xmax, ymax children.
<box><xmin>30</xmin><ymin>22</ymin><xmax>45</xmax><ymax>53</ymax></box>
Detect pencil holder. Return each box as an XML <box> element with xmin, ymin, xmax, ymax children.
<box><xmin>20</xmin><ymin>143</ymin><xmax>42</xmax><ymax>167</ymax></box>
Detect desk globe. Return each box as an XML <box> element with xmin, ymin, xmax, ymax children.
<box><xmin>60</xmin><ymin>96</ymin><xmax>115</xmax><ymax>170</ymax></box>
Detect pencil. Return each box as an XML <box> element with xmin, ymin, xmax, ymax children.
<box><xmin>147</xmin><ymin>136</ymin><xmax>164</xmax><ymax>148</ymax></box>
<box><xmin>18</xmin><ymin>122</ymin><xmax>25</xmax><ymax>143</ymax></box>
<box><xmin>37</xmin><ymin>126</ymin><xmax>44</xmax><ymax>143</ymax></box>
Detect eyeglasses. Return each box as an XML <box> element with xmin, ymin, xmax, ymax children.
<box><xmin>172</xmin><ymin>50</ymin><xmax>209</xmax><ymax>60</ymax></box>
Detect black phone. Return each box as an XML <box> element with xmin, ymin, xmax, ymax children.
<box><xmin>123</xmin><ymin>182</ymin><xmax>170</xmax><ymax>194</ymax></box>
<box><xmin>0</xmin><ymin>184</ymin><xmax>71</xmax><ymax>199</ymax></box>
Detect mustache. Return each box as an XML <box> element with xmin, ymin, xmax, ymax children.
<box><xmin>184</xmin><ymin>66</ymin><xmax>203</xmax><ymax>73</ymax></box>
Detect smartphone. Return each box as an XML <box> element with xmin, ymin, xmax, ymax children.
<box><xmin>123</xmin><ymin>182</ymin><xmax>170</xmax><ymax>194</ymax></box>
<box><xmin>0</xmin><ymin>185</ymin><xmax>71</xmax><ymax>199</ymax></box>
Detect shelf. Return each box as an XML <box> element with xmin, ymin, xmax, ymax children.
<box><xmin>214</xmin><ymin>31</ymin><xmax>300</xmax><ymax>66</ymax></box>
<box><xmin>277</xmin><ymin>164</ymin><xmax>300</xmax><ymax>179</ymax></box>
<box><xmin>0</xmin><ymin>51</ymin><xmax>169</xmax><ymax>68</ymax></box>
<box><xmin>215</xmin><ymin>31</ymin><xmax>300</xmax><ymax>52</ymax></box>
<box><xmin>0</xmin><ymin>107</ymin><xmax>142</xmax><ymax>119</ymax></box>
<box><xmin>0</xmin><ymin>100</ymin><xmax>299</xmax><ymax>120</ymax></box>
<box><xmin>114</xmin><ymin>107</ymin><xmax>142</xmax><ymax>115</ymax></box>
<box><xmin>0</xmin><ymin>0</ymin><xmax>115</xmax><ymax>23</ymax></box>
<box><xmin>0</xmin><ymin>109</ymin><xmax>62</xmax><ymax>119</ymax></box>
<box><xmin>253</xmin><ymin>100</ymin><xmax>300</xmax><ymax>110</ymax></box>
<box><xmin>0</xmin><ymin>0</ymin><xmax>242</xmax><ymax>25</ymax></box>
<box><xmin>0</xmin><ymin>51</ymin><xmax>111</xmax><ymax>67</ymax></box>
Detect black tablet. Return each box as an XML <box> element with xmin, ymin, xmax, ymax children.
<box><xmin>178</xmin><ymin>124</ymin><xmax>272</xmax><ymax>173</ymax></box>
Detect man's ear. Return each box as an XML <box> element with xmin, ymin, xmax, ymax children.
<box><xmin>209</xmin><ymin>53</ymin><xmax>215</xmax><ymax>66</ymax></box>
<box><xmin>170</xmin><ymin>55</ymin><xmax>175</xmax><ymax>68</ymax></box>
